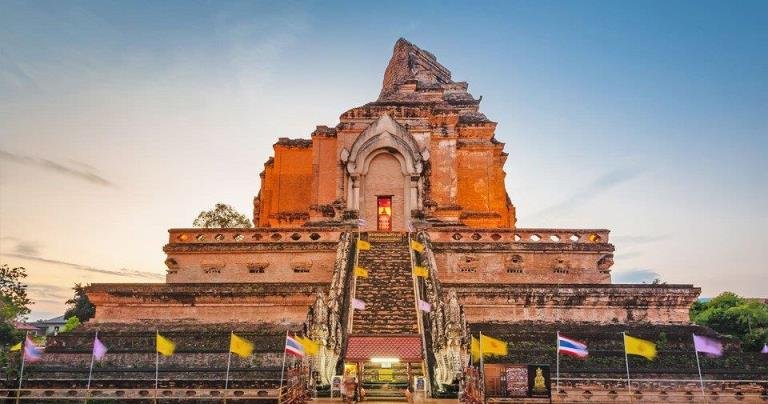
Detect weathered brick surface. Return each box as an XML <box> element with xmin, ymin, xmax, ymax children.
<box><xmin>165</xmin><ymin>250</ymin><xmax>336</xmax><ymax>283</ymax></box>
<box><xmin>12</xmin><ymin>322</ymin><xmax>293</xmax><ymax>393</ymax></box>
<box><xmin>456</xmin><ymin>284</ymin><xmax>700</xmax><ymax>324</ymax></box>
<box><xmin>87</xmin><ymin>283</ymin><xmax>325</xmax><ymax>324</ymax></box>
<box><xmin>256</xmin><ymin>139</ymin><xmax>314</xmax><ymax>227</ymax></box>
<box><xmin>254</xmin><ymin>38</ymin><xmax>516</xmax><ymax>230</ymax></box>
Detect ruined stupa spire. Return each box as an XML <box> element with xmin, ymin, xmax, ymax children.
<box><xmin>378</xmin><ymin>38</ymin><xmax>454</xmax><ymax>101</ymax></box>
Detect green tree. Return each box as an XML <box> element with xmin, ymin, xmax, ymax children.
<box><xmin>193</xmin><ymin>203</ymin><xmax>252</xmax><ymax>228</ymax></box>
<box><xmin>60</xmin><ymin>316</ymin><xmax>80</xmax><ymax>333</ymax></box>
<box><xmin>0</xmin><ymin>295</ymin><xmax>23</xmax><ymax>348</ymax></box>
<box><xmin>0</xmin><ymin>264</ymin><xmax>31</xmax><ymax>318</ymax></box>
<box><xmin>0</xmin><ymin>264</ymin><xmax>30</xmax><ymax>352</ymax></box>
<box><xmin>691</xmin><ymin>291</ymin><xmax>768</xmax><ymax>351</ymax></box>
<box><xmin>64</xmin><ymin>283</ymin><xmax>95</xmax><ymax>322</ymax></box>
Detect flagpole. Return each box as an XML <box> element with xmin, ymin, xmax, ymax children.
<box><xmin>555</xmin><ymin>331</ymin><xmax>560</xmax><ymax>394</ymax></box>
<box><xmin>224</xmin><ymin>331</ymin><xmax>233</xmax><ymax>402</ymax></box>
<box><xmin>692</xmin><ymin>334</ymin><xmax>706</xmax><ymax>400</ymax></box>
<box><xmin>154</xmin><ymin>330</ymin><xmax>160</xmax><ymax>404</ymax></box>
<box><xmin>16</xmin><ymin>331</ymin><xmax>28</xmax><ymax>404</ymax></box>
<box><xmin>85</xmin><ymin>331</ymin><xmax>98</xmax><ymax>403</ymax></box>
<box><xmin>622</xmin><ymin>332</ymin><xmax>631</xmax><ymax>401</ymax></box>
<box><xmin>278</xmin><ymin>330</ymin><xmax>288</xmax><ymax>404</ymax></box>
<box><xmin>479</xmin><ymin>331</ymin><xmax>485</xmax><ymax>403</ymax></box>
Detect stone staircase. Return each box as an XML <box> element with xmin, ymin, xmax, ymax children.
<box><xmin>352</xmin><ymin>233</ymin><xmax>419</xmax><ymax>335</ymax></box>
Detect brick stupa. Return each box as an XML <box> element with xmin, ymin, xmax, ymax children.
<box><xmin>20</xmin><ymin>39</ymin><xmax>762</xmax><ymax>403</ymax></box>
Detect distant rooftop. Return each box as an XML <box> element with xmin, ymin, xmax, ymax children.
<box><xmin>36</xmin><ymin>315</ymin><xmax>67</xmax><ymax>325</ymax></box>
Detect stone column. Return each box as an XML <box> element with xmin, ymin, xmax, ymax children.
<box><xmin>410</xmin><ymin>175</ymin><xmax>421</xmax><ymax>210</ymax></box>
<box><xmin>350</xmin><ymin>175</ymin><xmax>360</xmax><ymax>210</ymax></box>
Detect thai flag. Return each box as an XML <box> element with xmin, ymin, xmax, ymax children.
<box><xmin>557</xmin><ymin>333</ymin><xmax>588</xmax><ymax>358</ymax></box>
<box><xmin>23</xmin><ymin>336</ymin><xmax>43</xmax><ymax>362</ymax></box>
<box><xmin>285</xmin><ymin>335</ymin><xmax>305</xmax><ymax>357</ymax></box>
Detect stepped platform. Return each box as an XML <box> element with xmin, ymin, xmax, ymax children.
<box><xmin>470</xmin><ymin>322</ymin><xmax>768</xmax><ymax>379</ymax></box>
<box><xmin>470</xmin><ymin>321</ymin><xmax>768</xmax><ymax>401</ymax></box>
<box><xmin>6</xmin><ymin>321</ymin><xmax>300</xmax><ymax>395</ymax></box>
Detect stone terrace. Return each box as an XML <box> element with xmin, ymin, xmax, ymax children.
<box><xmin>470</xmin><ymin>322</ymin><xmax>768</xmax><ymax>380</ymax></box>
<box><xmin>12</xmin><ymin>322</ymin><xmax>297</xmax><ymax>391</ymax></box>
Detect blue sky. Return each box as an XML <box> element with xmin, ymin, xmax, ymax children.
<box><xmin>1</xmin><ymin>0</ymin><xmax>766</xmax><ymax>319</ymax></box>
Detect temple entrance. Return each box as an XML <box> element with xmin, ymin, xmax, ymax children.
<box><xmin>360</xmin><ymin>152</ymin><xmax>407</xmax><ymax>232</ymax></box>
<box><xmin>344</xmin><ymin>360</ymin><xmax>424</xmax><ymax>401</ymax></box>
<box><xmin>344</xmin><ymin>336</ymin><xmax>426</xmax><ymax>400</ymax></box>
<box><xmin>343</xmin><ymin>115</ymin><xmax>426</xmax><ymax>232</ymax></box>
<box><xmin>377</xmin><ymin>196</ymin><xmax>393</xmax><ymax>231</ymax></box>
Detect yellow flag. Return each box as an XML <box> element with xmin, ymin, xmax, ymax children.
<box><xmin>230</xmin><ymin>333</ymin><xmax>254</xmax><ymax>358</ymax></box>
<box><xmin>354</xmin><ymin>266</ymin><xmax>368</xmax><ymax>278</ymax></box>
<box><xmin>413</xmin><ymin>266</ymin><xmax>429</xmax><ymax>278</ymax></box>
<box><xmin>296</xmin><ymin>336</ymin><xmax>319</xmax><ymax>356</ymax></box>
<box><xmin>480</xmin><ymin>334</ymin><xmax>508</xmax><ymax>356</ymax></box>
<box><xmin>10</xmin><ymin>342</ymin><xmax>22</xmax><ymax>352</ymax></box>
<box><xmin>356</xmin><ymin>239</ymin><xmax>371</xmax><ymax>251</ymax></box>
<box><xmin>410</xmin><ymin>240</ymin><xmax>425</xmax><ymax>252</ymax></box>
<box><xmin>470</xmin><ymin>337</ymin><xmax>481</xmax><ymax>363</ymax></box>
<box><xmin>624</xmin><ymin>334</ymin><xmax>656</xmax><ymax>360</ymax></box>
<box><xmin>156</xmin><ymin>333</ymin><xmax>176</xmax><ymax>357</ymax></box>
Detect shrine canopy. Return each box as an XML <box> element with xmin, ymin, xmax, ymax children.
<box><xmin>345</xmin><ymin>335</ymin><xmax>423</xmax><ymax>361</ymax></box>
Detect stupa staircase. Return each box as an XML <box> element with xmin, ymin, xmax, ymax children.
<box><xmin>352</xmin><ymin>232</ymin><xmax>419</xmax><ymax>335</ymax></box>
<box><xmin>349</xmin><ymin>232</ymin><xmax>421</xmax><ymax>400</ymax></box>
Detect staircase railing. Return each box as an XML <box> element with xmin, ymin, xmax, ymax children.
<box><xmin>334</xmin><ymin>232</ymin><xmax>358</xmax><ymax>374</ymax></box>
<box><xmin>413</xmin><ymin>231</ymin><xmax>469</xmax><ymax>395</ymax></box>
<box><xmin>305</xmin><ymin>231</ymin><xmax>356</xmax><ymax>385</ymax></box>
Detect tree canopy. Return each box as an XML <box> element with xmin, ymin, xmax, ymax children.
<box><xmin>690</xmin><ymin>291</ymin><xmax>768</xmax><ymax>351</ymax></box>
<box><xmin>64</xmin><ymin>283</ymin><xmax>95</xmax><ymax>322</ymax></box>
<box><xmin>0</xmin><ymin>264</ymin><xmax>31</xmax><ymax>319</ymax></box>
<box><xmin>0</xmin><ymin>264</ymin><xmax>30</xmax><ymax>348</ymax></box>
<box><xmin>193</xmin><ymin>203</ymin><xmax>252</xmax><ymax>228</ymax></box>
<box><xmin>60</xmin><ymin>316</ymin><xmax>81</xmax><ymax>333</ymax></box>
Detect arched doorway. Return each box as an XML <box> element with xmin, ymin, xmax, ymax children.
<box><xmin>361</xmin><ymin>151</ymin><xmax>407</xmax><ymax>232</ymax></box>
<box><xmin>342</xmin><ymin>115</ymin><xmax>428</xmax><ymax>233</ymax></box>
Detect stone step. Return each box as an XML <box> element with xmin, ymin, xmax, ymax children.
<box><xmin>366</xmin><ymin>232</ymin><xmax>408</xmax><ymax>243</ymax></box>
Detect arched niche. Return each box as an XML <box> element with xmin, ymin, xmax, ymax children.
<box><xmin>341</xmin><ymin>114</ymin><xmax>428</xmax><ymax>231</ymax></box>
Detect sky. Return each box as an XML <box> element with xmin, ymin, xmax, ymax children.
<box><xmin>0</xmin><ymin>0</ymin><xmax>766</xmax><ymax>320</ymax></box>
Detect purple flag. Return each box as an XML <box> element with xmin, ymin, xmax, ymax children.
<box><xmin>761</xmin><ymin>344</ymin><xmax>768</xmax><ymax>354</ymax></box>
<box><xmin>23</xmin><ymin>337</ymin><xmax>43</xmax><ymax>362</ymax></box>
<box><xmin>693</xmin><ymin>334</ymin><xmax>723</xmax><ymax>357</ymax></box>
<box><xmin>352</xmin><ymin>298</ymin><xmax>366</xmax><ymax>310</ymax></box>
<box><xmin>418</xmin><ymin>299</ymin><xmax>431</xmax><ymax>312</ymax></box>
<box><xmin>93</xmin><ymin>336</ymin><xmax>108</xmax><ymax>360</ymax></box>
